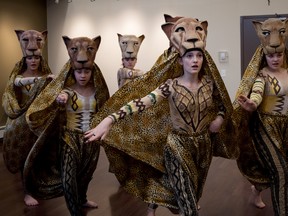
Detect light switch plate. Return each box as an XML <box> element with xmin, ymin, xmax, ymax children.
<box><xmin>218</xmin><ymin>51</ymin><xmax>228</xmax><ymax>63</ymax></box>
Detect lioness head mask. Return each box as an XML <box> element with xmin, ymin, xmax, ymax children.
<box><xmin>161</xmin><ymin>15</ymin><xmax>208</xmax><ymax>56</ymax></box>
<box><xmin>15</xmin><ymin>29</ymin><xmax>47</xmax><ymax>57</ymax></box>
<box><xmin>118</xmin><ymin>34</ymin><xmax>145</xmax><ymax>59</ymax></box>
<box><xmin>253</xmin><ymin>18</ymin><xmax>288</xmax><ymax>54</ymax></box>
<box><xmin>63</xmin><ymin>36</ymin><xmax>101</xmax><ymax>70</ymax></box>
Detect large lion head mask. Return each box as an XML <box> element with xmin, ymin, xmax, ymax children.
<box><xmin>15</xmin><ymin>29</ymin><xmax>47</xmax><ymax>57</ymax></box>
<box><xmin>161</xmin><ymin>15</ymin><xmax>208</xmax><ymax>56</ymax></box>
<box><xmin>253</xmin><ymin>18</ymin><xmax>288</xmax><ymax>54</ymax></box>
<box><xmin>63</xmin><ymin>36</ymin><xmax>101</xmax><ymax>70</ymax></box>
<box><xmin>118</xmin><ymin>34</ymin><xmax>145</xmax><ymax>58</ymax></box>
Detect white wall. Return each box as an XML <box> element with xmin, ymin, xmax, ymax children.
<box><xmin>46</xmin><ymin>0</ymin><xmax>288</xmax><ymax>99</ymax></box>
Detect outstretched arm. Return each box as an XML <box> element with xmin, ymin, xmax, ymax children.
<box><xmin>56</xmin><ymin>91</ymin><xmax>69</xmax><ymax>105</ymax></box>
<box><xmin>237</xmin><ymin>95</ymin><xmax>258</xmax><ymax>112</ymax></box>
<box><xmin>14</xmin><ymin>74</ymin><xmax>55</xmax><ymax>87</ymax></box>
<box><xmin>238</xmin><ymin>75</ymin><xmax>264</xmax><ymax>112</ymax></box>
<box><xmin>85</xmin><ymin>116</ymin><xmax>113</xmax><ymax>142</ymax></box>
<box><xmin>85</xmin><ymin>82</ymin><xmax>169</xmax><ymax>143</ymax></box>
<box><xmin>14</xmin><ymin>76</ymin><xmax>41</xmax><ymax>86</ymax></box>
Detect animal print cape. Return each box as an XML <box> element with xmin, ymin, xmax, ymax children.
<box><xmin>91</xmin><ymin>47</ymin><xmax>238</xmax><ymax>208</ymax></box>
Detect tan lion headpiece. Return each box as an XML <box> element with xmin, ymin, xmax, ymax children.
<box><xmin>62</xmin><ymin>36</ymin><xmax>101</xmax><ymax>70</ymax></box>
<box><xmin>161</xmin><ymin>15</ymin><xmax>208</xmax><ymax>56</ymax></box>
<box><xmin>118</xmin><ymin>34</ymin><xmax>145</xmax><ymax>59</ymax></box>
<box><xmin>253</xmin><ymin>17</ymin><xmax>288</xmax><ymax>54</ymax></box>
<box><xmin>15</xmin><ymin>29</ymin><xmax>47</xmax><ymax>57</ymax></box>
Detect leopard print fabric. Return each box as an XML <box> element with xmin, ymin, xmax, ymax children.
<box><xmin>91</xmin><ymin>48</ymin><xmax>237</xmax><ymax>208</ymax></box>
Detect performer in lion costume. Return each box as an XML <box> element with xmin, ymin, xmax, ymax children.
<box><xmin>86</xmin><ymin>14</ymin><xmax>237</xmax><ymax>216</ymax></box>
<box><xmin>117</xmin><ymin>33</ymin><xmax>145</xmax><ymax>88</ymax></box>
<box><xmin>26</xmin><ymin>35</ymin><xmax>109</xmax><ymax>216</ymax></box>
<box><xmin>2</xmin><ymin>29</ymin><xmax>54</xmax><ymax>206</ymax></box>
<box><xmin>234</xmin><ymin>17</ymin><xmax>288</xmax><ymax>215</ymax></box>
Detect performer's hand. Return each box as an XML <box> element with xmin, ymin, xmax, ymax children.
<box><xmin>209</xmin><ymin>115</ymin><xmax>224</xmax><ymax>133</ymax></box>
<box><xmin>47</xmin><ymin>74</ymin><xmax>55</xmax><ymax>80</ymax></box>
<box><xmin>238</xmin><ymin>95</ymin><xmax>257</xmax><ymax>112</ymax></box>
<box><xmin>84</xmin><ymin>117</ymin><xmax>113</xmax><ymax>143</ymax></box>
<box><xmin>56</xmin><ymin>92</ymin><xmax>68</xmax><ymax>105</ymax></box>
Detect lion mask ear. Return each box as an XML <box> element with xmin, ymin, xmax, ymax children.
<box><xmin>15</xmin><ymin>30</ymin><xmax>25</xmax><ymax>41</ymax></box>
<box><xmin>161</xmin><ymin>22</ymin><xmax>174</xmax><ymax>40</ymax></box>
<box><xmin>164</xmin><ymin>14</ymin><xmax>183</xmax><ymax>23</ymax></box>
<box><xmin>62</xmin><ymin>35</ymin><xmax>71</xmax><ymax>48</ymax></box>
<box><xmin>92</xmin><ymin>35</ymin><xmax>101</xmax><ymax>52</ymax></box>
<box><xmin>253</xmin><ymin>18</ymin><xmax>288</xmax><ymax>54</ymax></box>
<box><xmin>15</xmin><ymin>29</ymin><xmax>47</xmax><ymax>57</ymax></box>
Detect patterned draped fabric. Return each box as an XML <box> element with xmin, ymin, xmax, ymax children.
<box><xmin>91</xmin><ymin>48</ymin><xmax>238</xmax><ymax>208</ymax></box>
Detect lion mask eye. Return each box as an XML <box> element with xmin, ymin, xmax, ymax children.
<box><xmin>87</xmin><ymin>46</ymin><xmax>94</xmax><ymax>51</ymax></box>
<box><xmin>262</xmin><ymin>30</ymin><xmax>270</xmax><ymax>36</ymax></box>
<box><xmin>279</xmin><ymin>28</ymin><xmax>286</xmax><ymax>35</ymax></box>
<box><xmin>175</xmin><ymin>27</ymin><xmax>185</xmax><ymax>33</ymax></box>
<box><xmin>196</xmin><ymin>26</ymin><xmax>203</xmax><ymax>31</ymax></box>
<box><xmin>70</xmin><ymin>47</ymin><xmax>77</xmax><ymax>52</ymax></box>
